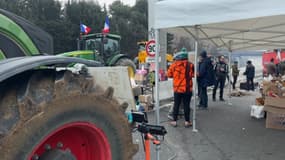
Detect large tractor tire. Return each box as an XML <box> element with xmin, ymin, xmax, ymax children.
<box><xmin>0</xmin><ymin>69</ymin><xmax>137</xmax><ymax>160</ymax></box>
<box><xmin>115</xmin><ymin>58</ymin><xmax>136</xmax><ymax>78</ymax></box>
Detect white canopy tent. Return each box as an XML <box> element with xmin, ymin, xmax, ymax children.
<box><xmin>152</xmin><ymin>0</ymin><xmax>285</xmax><ymax>134</ymax></box>
<box><xmin>155</xmin><ymin>0</ymin><xmax>285</xmax><ymax>51</ymax></box>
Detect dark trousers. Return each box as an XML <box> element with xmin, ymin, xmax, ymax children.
<box><xmin>198</xmin><ymin>82</ymin><xmax>202</xmax><ymax>98</ymax></box>
<box><xmin>232</xmin><ymin>75</ymin><xmax>238</xmax><ymax>89</ymax></box>
<box><xmin>246</xmin><ymin>77</ymin><xmax>254</xmax><ymax>91</ymax></box>
<box><xmin>213</xmin><ymin>77</ymin><xmax>226</xmax><ymax>99</ymax></box>
<box><xmin>199</xmin><ymin>86</ymin><xmax>208</xmax><ymax>108</ymax></box>
<box><xmin>173</xmin><ymin>92</ymin><xmax>192</xmax><ymax>122</ymax></box>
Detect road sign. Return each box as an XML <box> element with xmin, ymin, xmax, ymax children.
<box><xmin>146</xmin><ymin>56</ymin><xmax>161</xmax><ymax>63</ymax></box>
<box><xmin>146</xmin><ymin>40</ymin><xmax>156</xmax><ymax>57</ymax></box>
<box><xmin>146</xmin><ymin>57</ymin><xmax>155</xmax><ymax>63</ymax></box>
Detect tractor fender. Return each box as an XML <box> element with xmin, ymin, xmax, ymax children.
<box><xmin>0</xmin><ymin>55</ymin><xmax>101</xmax><ymax>82</ymax></box>
<box><xmin>108</xmin><ymin>54</ymin><xmax>130</xmax><ymax>66</ymax></box>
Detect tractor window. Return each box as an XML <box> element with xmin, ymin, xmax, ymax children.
<box><xmin>104</xmin><ymin>39</ymin><xmax>119</xmax><ymax>55</ymax></box>
<box><xmin>86</xmin><ymin>39</ymin><xmax>100</xmax><ymax>51</ymax></box>
<box><xmin>85</xmin><ymin>38</ymin><xmax>119</xmax><ymax>56</ymax></box>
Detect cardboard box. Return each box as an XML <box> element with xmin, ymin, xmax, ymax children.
<box><xmin>255</xmin><ymin>97</ymin><xmax>264</xmax><ymax>106</ymax></box>
<box><xmin>265</xmin><ymin>96</ymin><xmax>285</xmax><ymax>109</ymax></box>
<box><xmin>140</xmin><ymin>102</ymin><xmax>154</xmax><ymax>111</ymax></box>
<box><xmin>140</xmin><ymin>102</ymin><xmax>149</xmax><ymax>111</ymax></box>
<box><xmin>264</xmin><ymin>106</ymin><xmax>285</xmax><ymax>130</ymax></box>
<box><xmin>264</xmin><ymin>105</ymin><xmax>285</xmax><ymax>114</ymax></box>
<box><xmin>139</xmin><ymin>94</ymin><xmax>152</xmax><ymax>104</ymax></box>
<box><xmin>265</xmin><ymin>112</ymin><xmax>285</xmax><ymax>130</ymax></box>
<box><xmin>135</xmin><ymin>73</ymin><xmax>146</xmax><ymax>81</ymax></box>
<box><xmin>135</xmin><ymin>73</ymin><xmax>147</xmax><ymax>85</ymax></box>
<box><xmin>250</xmin><ymin>105</ymin><xmax>265</xmax><ymax>119</ymax></box>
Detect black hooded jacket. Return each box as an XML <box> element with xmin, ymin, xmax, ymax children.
<box><xmin>214</xmin><ymin>61</ymin><xmax>228</xmax><ymax>78</ymax></box>
<box><xmin>198</xmin><ymin>57</ymin><xmax>214</xmax><ymax>87</ymax></box>
<box><xmin>244</xmin><ymin>64</ymin><xmax>255</xmax><ymax>78</ymax></box>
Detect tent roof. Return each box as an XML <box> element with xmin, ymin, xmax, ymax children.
<box><xmin>154</xmin><ymin>0</ymin><xmax>285</xmax><ymax>51</ymax></box>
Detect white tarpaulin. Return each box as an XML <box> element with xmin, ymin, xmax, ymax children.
<box><xmin>154</xmin><ymin>0</ymin><xmax>285</xmax><ymax>51</ymax></box>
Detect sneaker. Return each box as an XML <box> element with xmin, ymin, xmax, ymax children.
<box><xmin>220</xmin><ymin>98</ymin><xmax>225</xmax><ymax>101</ymax></box>
<box><xmin>184</xmin><ymin>121</ymin><xmax>192</xmax><ymax>128</ymax></box>
<box><xmin>170</xmin><ymin>121</ymin><xmax>177</xmax><ymax>127</ymax></box>
<box><xmin>167</xmin><ymin>115</ymin><xmax>174</xmax><ymax>120</ymax></box>
<box><xmin>213</xmin><ymin>98</ymin><xmax>216</xmax><ymax>101</ymax></box>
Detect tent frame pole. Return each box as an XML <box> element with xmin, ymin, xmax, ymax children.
<box><xmin>154</xmin><ymin>28</ymin><xmax>161</xmax><ymax>160</ymax></box>
<box><xmin>192</xmin><ymin>25</ymin><xmax>199</xmax><ymax>132</ymax></box>
<box><xmin>228</xmin><ymin>40</ymin><xmax>233</xmax><ymax>105</ymax></box>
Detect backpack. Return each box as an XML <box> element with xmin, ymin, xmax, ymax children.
<box><xmin>205</xmin><ymin>59</ymin><xmax>215</xmax><ymax>86</ymax></box>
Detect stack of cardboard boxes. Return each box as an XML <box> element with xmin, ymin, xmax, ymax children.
<box><xmin>264</xmin><ymin>97</ymin><xmax>285</xmax><ymax>130</ymax></box>
<box><xmin>261</xmin><ymin>79</ymin><xmax>285</xmax><ymax>130</ymax></box>
<box><xmin>261</xmin><ymin>80</ymin><xmax>285</xmax><ymax>97</ymax></box>
<box><xmin>139</xmin><ymin>94</ymin><xmax>153</xmax><ymax>111</ymax></box>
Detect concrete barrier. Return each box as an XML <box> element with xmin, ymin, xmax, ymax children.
<box><xmin>88</xmin><ymin>66</ymin><xmax>136</xmax><ymax>110</ymax></box>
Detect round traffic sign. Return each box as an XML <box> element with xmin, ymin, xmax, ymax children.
<box><xmin>145</xmin><ymin>40</ymin><xmax>156</xmax><ymax>57</ymax></box>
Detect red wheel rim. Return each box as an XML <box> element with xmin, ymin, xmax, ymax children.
<box><xmin>27</xmin><ymin>122</ymin><xmax>112</xmax><ymax>160</ymax></box>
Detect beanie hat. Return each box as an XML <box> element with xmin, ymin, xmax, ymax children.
<box><xmin>181</xmin><ymin>47</ymin><xmax>187</xmax><ymax>52</ymax></box>
<box><xmin>174</xmin><ymin>52</ymin><xmax>188</xmax><ymax>60</ymax></box>
<box><xmin>200</xmin><ymin>50</ymin><xmax>207</xmax><ymax>58</ymax></box>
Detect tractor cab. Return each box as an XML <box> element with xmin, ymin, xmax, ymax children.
<box><xmin>74</xmin><ymin>33</ymin><xmax>136</xmax><ymax>78</ymax></box>
<box><xmin>77</xmin><ymin>33</ymin><xmax>121</xmax><ymax>64</ymax></box>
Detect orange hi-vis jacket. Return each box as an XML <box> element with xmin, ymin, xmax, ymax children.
<box><xmin>167</xmin><ymin>60</ymin><xmax>194</xmax><ymax>93</ymax></box>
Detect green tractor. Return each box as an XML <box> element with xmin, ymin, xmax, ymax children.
<box><xmin>60</xmin><ymin>33</ymin><xmax>136</xmax><ymax>78</ymax></box>
<box><xmin>0</xmin><ymin>9</ymin><xmax>138</xmax><ymax>160</ymax></box>
<box><xmin>0</xmin><ymin>8</ymin><xmax>136</xmax><ymax>78</ymax></box>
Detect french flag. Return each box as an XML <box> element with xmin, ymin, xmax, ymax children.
<box><xmin>80</xmin><ymin>23</ymin><xmax>91</xmax><ymax>34</ymax></box>
<box><xmin>102</xmin><ymin>16</ymin><xmax>110</xmax><ymax>34</ymax></box>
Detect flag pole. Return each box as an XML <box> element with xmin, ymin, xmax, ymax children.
<box><xmin>78</xmin><ymin>22</ymin><xmax>82</xmax><ymax>50</ymax></box>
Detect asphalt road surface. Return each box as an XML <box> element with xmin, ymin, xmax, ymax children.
<box><xmin>133</xmin><ymin>91</ymin><xmax>285</xmax><ymax>160</ymax></box>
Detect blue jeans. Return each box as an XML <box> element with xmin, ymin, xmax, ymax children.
<box><xmin>213</xmin><ymin>77</ymin><xmax>226</xmax><ymax>99</ymax></box>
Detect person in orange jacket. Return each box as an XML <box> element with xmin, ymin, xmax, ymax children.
<box><xmin>167</xmin><ymin>48</ymin><xmax>194</xmax><ymax>128</ymax></box>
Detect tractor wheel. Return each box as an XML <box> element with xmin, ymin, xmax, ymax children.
<box><xmin>0</xmin><ymin>70</ymin><xmax>137</xmax><ymax>160</ymax></box>
<box><xmin>115</xmin><ymin>58</ymin><xmax>136</xmax><ymax>78</ymax></box>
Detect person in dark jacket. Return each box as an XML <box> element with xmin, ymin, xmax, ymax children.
<box><xmin>197</xmin><ymin>57</ymin><xmax>203</xmax><ymax>98</ymax></box>
<box><xmin>213</xmin><ymin>56</ymin><xmax>228</xmax><ymax>101</ymax></box>
<box><xmin>232</xmin><ymin>61</ymin><xmax>239</xmax><ymax>90</ymax></box>
<box><xmin>266</xmin><ymin>58</ymin><xmax>277</xmax><ymax>77</ymax></box>
<box><xmin>244</xmin><ymin>60</ymin><xmax>255</xmax><ymax>91</ymax></box>
<box><xmin>278</xmin><ymin>59</ymin><xmax>285</xmax><ymax>76</ymax></box>
<box><xmin>198</xmin><ymin>51</ymin><xmax>213</xmax><ymax>109</ymax></box>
